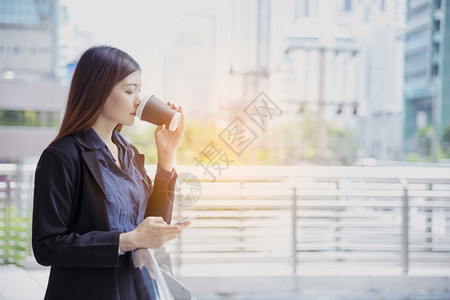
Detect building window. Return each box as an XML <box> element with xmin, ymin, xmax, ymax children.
<box><xmin>406</xmin><ymin>26</ymin><xmax>428</xmax><ymax>42</ymax></box>
<box><xmin>432</xmin><ymin>64</ymin><xmax>439</xmax><ymax>77</ymax></box>
<box><xmin>405</xmin><ymin>48</ymin><xmax>427</xmax><ymax>62</ymax></box>
<box><xmin>433</xmin><ymin>42</ymin><xmax>439</xmax><ymax>55</ymax></box>
<box><xmin>344</xmin><ymin>0</ymin><xmax>352</xmax><ymax>11</ymax></box>
<box><xmin>435</xmin><ymin>0</ymin><xmax>442</xmax><ymax>9</ymax></box>
<box><xmin>416</xmin><ymin>110</ymin><xmax>428</xmax><ymax>128</ymax></box>
<box><xmin>405</xmin><ymin>70</ymin><xmax>427</xmax><ymax>83</ymax></box>
<box><xmin>0</xmin><ymin>0</ymin><xmax>54</xmax><ymax>25</ymax></box>
<box><xmin>0</xmin><ymin>110</ymin><xmax>60</xmax><ymax>127</ymax></box>
<box><xmin>408</xmin><ymin>2</ymin><xmax>430</xmax><ymax>21</ymax></box>
<box><xmin>433</xmin><ymin>20</ymin><xmax>440</xmax><ymax>31</ymax></box>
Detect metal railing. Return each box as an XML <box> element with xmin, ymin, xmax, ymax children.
<box><xmin>1</xmin><ymin>164</ymin><xmax>450</xmax><ymax>276</ymax></box>
<box><xmin>167</xmin><ymin>165</ymin><xmax>450</xmax><ymax>276</ymax></box>
<box><xmin>0</xmin><ymin>164</ymin><xmax>34</xmax><ymax>265</ymax></box>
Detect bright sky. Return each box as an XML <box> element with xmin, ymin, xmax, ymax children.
<box><xmin>68</xmin><ymin>0</ymin><xmax>179</xmax><ymax>47</ymax></box>
<box><xmin>64</xmin><ymin>0</ymin><xmax>230</xmax><ymax>96</ymax></box>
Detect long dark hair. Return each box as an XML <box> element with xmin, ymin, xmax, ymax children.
<box><xmin>51</xmin><ymin>45</ymin><xmax>140</xmax><ymax>145</ymax></box>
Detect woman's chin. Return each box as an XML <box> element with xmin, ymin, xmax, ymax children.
<box><xmin>124</xmin><ymin>118</ymin><xmax>136</xmax><ymax>126</ymax></box>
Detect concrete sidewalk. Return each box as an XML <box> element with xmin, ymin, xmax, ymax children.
<box><xmin>0</xmin><ymin>265</ymin><xmax>48</xmax><ymax>300</ymax></box>
<box><xmin>1</xmin><ymin>265</ymin><xmax>449</xmax><ymax>300</ymax></box>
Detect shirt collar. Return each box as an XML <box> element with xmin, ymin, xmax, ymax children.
<box><xmin>86</xmin><ymin>128</ymin><xmax>107</xmax><ymax>150</ymax></box>
<box><xmin>76</xmin><ymin>128</ymin><xmax>131</xmax><ymax>151</ymax></box>
<box><xmin>111</xmin><ymin>130</ymin><xmax>131</xmax><ymax>149</ymax></box>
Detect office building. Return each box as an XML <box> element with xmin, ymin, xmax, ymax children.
<box><xmin>0</xmin><ymin>0</ymin><xmax>66</xmax><ymax>162</ymax></box>
<box><xmin>404</xmin><ymin>0</ymin><xmax>450</xmax><ymax>157</ymax></box>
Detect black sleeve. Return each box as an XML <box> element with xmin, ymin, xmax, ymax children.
<box><xmin>129</xmin><ymin>144</ymin><xmax>177</xmax><ymax>224</ymax></box>
<box><xmin>32</xmin><ymin>147</ymin><xmax>120</xmax><ymax>268</ymax></box>
<box><xmin>145</xmin><ymin>169</ymin><xmax>177</xmax><ymax>224</ymax></box>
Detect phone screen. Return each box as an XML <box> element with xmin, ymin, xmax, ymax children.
<box><xmin>172</xmin><ymin>215</ymin><xmax>200</xmax><ymax>225</ymax></box>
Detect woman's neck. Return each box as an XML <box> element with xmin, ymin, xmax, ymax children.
<box><xmin>91</xmin><ymin>117</ymin><xmax>116</xmax><ymax>145</ymax></box>
<box><xmin>91</xmin><ymin>119</ymin><xmax>122</xmax><ymax>169</ymax></box>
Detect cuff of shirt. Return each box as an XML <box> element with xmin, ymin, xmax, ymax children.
<box><xmin>156</xmin><ymin>164</ymin><xmax>176</xmax><ymax>181</ymax></box>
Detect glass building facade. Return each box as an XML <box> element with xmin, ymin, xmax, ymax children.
<box><xmin>0</xmin><ymin>0</ymin><xmax>67</xmax><ymax>162</ymax></box>
<box><xmin>0</xmin><ymin>0</ymin><xmax>53</xmax><ymax>25</ymax></box>
<box><xmin>404</xmin><ymin>0</ymin><xmax>450</xmax><ymax>154</ymax></box>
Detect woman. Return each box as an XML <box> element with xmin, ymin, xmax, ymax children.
<box><xmin>32</xmin><ymin>45</ymin><xmax>190</xmax><ymax>299</ymax></box>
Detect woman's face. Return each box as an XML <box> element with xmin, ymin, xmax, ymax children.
<box><xmin>102</xmin><ymin>70</ymin><xmax>142</xmax><ymax>127</ymax></box>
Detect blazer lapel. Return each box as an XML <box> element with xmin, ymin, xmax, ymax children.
<box><xmin>82</xmin><ymin>150</ymin><xmax>107</xmax><ymax>197</ymax></box>
<box><xmin>73</xmin><ymin>131</ymin><xmax>107</xmax><ymax>198</ymax></box>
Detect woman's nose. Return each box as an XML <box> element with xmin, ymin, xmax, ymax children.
<box><xmin>135</xmin><ymin>95</ymin><xmax>141</xmax><ymax>106</ymax></box>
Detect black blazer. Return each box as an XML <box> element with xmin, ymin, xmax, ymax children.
<box><xmin>32</xmin><ymin>130</ymin><xmax>177</xmax><ymax>300</ymax></box>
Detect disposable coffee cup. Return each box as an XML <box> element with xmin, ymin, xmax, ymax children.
<box><xmin>136</xmin><ymin>95</ymin><xmax>182</xmax><ymax>131</ymax></box>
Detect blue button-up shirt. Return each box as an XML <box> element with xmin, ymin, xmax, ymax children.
<box><xmin>87</xmin><ymin>128</ymin><xmax>174</xmax><ymax>233</ymax></box>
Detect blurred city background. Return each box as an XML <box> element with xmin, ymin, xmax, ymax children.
<box><xmin>0</xmin><ymin>0</ymin><xmax>450</xmax><ymax>299</ymax></box>
<box><xmin>1</xmin><ymin>0</ymin><xmax>450</xmax><ymax>166</ymax></box>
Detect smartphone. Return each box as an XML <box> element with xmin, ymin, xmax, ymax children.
<box><xmin>172</xmin><ymin>215</ymin><xmax>200</xmax><ymax>225</ymax></box>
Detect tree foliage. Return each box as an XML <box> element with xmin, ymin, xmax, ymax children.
<box><xmin>122</xmin><ymin>115</ymin><xmax>355</xmax><ymax>166</ymax></box>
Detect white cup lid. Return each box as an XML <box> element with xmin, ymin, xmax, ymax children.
<box><xmin>136</xmin><ymin>97</ymin><xmax>148</xmax><ymax>119</ymax></box>
<box><xmin>169</xmin><ymin>112</ymin><xmax>182</xmax><ymax>131</ymax></box>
